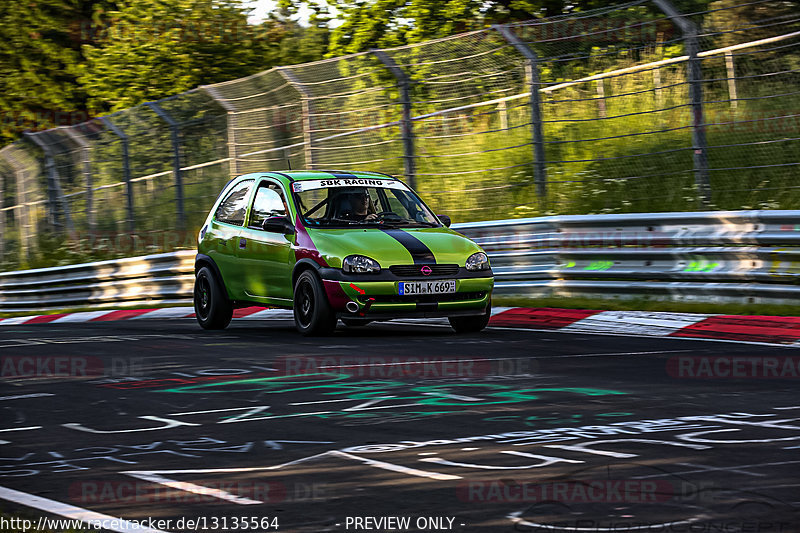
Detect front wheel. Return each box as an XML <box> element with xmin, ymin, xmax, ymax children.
<box><xmin>449</xmin><ymin>303</ymin><xmax>491</xmax><ymax>334</ymax></box>
<box><xmin>293</xmin><ymin>271</ymin><xmax>337</xmax><ymax>336</ymax></box>
<box><xmin>194</xmin><ymin>266</ymin><xmax>233</xmax><ymax>330</ymax></box>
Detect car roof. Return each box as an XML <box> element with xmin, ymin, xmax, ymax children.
<box><xmin>238</xmin><ymin>170</ymin><xmax>398</xmax><ymax>182</ymax></box>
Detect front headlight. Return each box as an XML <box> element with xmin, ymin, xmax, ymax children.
<box><xmin>343</xmin><ymin>255</ymin><xmax>381</xmax><ymax>274</ymax></box>
<box><xmin>465</xmin><ymin>252</ymin><xmax>490</xmax><ymax>272</ymax></box>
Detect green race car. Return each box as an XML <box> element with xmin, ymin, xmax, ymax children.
<box><xmin>194</xmin><ymin>170</ymin><xmax>494</xmax><ymax>335</ymax></box>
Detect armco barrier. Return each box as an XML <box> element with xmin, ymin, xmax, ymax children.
<box><xmin>456</xmin><ymin>210</ymin><xmax>800</xmax><ymax>305</ymax></box>
<box><xmin>0</xmin><ymin>251</ymin><xmax>195</xmax><ymax>313</ymax></box>
<box><xmin>2</xmin><ymin>210</ymin><xmax>800</xmax><ymax>313</ymax></box>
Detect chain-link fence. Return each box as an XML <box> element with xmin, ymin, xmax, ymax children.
<box><xmin>1</xmin><ymin>0</ymin><xmax>798</xmax><ymax>270</ymax></box>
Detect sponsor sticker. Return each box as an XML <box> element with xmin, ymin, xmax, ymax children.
<box><xmin>292</xmin><ymin>178</ymin><xmax>408</xmax><ymax>193</ymax></box>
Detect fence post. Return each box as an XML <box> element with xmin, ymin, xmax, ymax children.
<box><xmin>145</xmin><ymin>100</ymin><xmax>186</xmax><ymax>230</ymax></box>
<box><xmin>277</xmin><ymin>68</ymin><xmax>316</xmax><ymax>170</ymax></box>
<box><xmin>201</xmin><ymin>85</ymin><xmax>239</xmax><ymax>176</ymax></box>
<box><xmin>492</xmin><ymin>24</ymin><xmax>547</xmax><ymax>203</ymax></box>
<box><xmin>652</xmin><ymin>0</ymin><xmax>711</xmax><ymax>206</ymax></box>
<box><xmin>23</xmin><ymin>131</ymin><xmax>75</xmax><ymax>236</ymax></box>
<box><xmin>61</xmin><ymin>126</ymin><xmax>95</xmax><ymax>234</ymax></box>
<box><xmin>724</xmin><ymin>50</ymin><xmax>738</xmax><ymax>111</ymax></box>
<box><xmin>0</xmin><ymin>146</ymin><xmax>32</xmax><ymax>261</ymax></box>
<box><xmin>371</xmin><ymin>49</ymin><xmax>416</xmax><ymax>190</ymax></box>
<box><xmin>596</xmin><ymin>79</ymin><xmax>607</xmax><ymax>118</ymax></box>
<box><xmin>99</xmin><ymin>116</ymin><xmax>136</xmax><ymax>233</ymax></box>
<box><xmin>497</xmin><ymin>100</ymin><xmax>509</xmax><ymax>130</ymax></box>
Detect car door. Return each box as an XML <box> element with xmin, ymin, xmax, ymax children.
<box><xmin>207</xmin><ymin>179</ymin><xmax>254</xmax><ymax>299</ymax></box>
<box><xmin>237</xmin><ymin>179</ymin><xmax>295</xmax><ymax>303</ymax></box>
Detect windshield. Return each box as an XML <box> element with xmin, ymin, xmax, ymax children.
<box><xmin>292</xmin><ymin>178</ymin><xmax>440</xmax><ymax>228</ymax></box>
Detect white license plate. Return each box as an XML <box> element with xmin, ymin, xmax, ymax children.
<box><xmin>398</xmin><ymin>280</ymin><xmax>457</xmax><ymax>295</ymax></box>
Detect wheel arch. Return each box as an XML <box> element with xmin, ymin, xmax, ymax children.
<box><xmin>194</xmin><ymin>254</ymin><xmax>229</xmax><ymax>299</ymax></box>
<box><xmin>292</xmin><ymin>259</ymin><xmax>323</xmax><ymax>288</ymax></box>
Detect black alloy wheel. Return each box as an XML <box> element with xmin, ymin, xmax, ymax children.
<box><xmin>293</xmin><ymin>270</ymin><xmax>337</xmax><ymax>336</ymax></box>
<box><xmin>194</xmin><ymin>266</ymin><xmax>233</xmax><ymax>330</ymax></box>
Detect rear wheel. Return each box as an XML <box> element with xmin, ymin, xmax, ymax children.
<box><xmin>449</xmin><ymin>303</ymin><xmax>491</xmax><ymax>334</ymax></box>
<box><xmin>194</xmin><ymin>266</ymin><xmax>233</xmax><ymax>330</ymax></box>
<box><xmin>293</xmin><ymin>270</ymin><xmax>337</xmax><ymax>336</ymax></box>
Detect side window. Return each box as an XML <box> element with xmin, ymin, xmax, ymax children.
<box><xmin>214</xmin><ymin>180</ymin><xmax>253</xmax><ymax>226</ymax></box>
<box><xmin>249</xmin><ymin>183</ymin><xmax>288</xmax><ymax>228</ymax></box>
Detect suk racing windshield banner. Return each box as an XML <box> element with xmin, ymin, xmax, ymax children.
<box><xmin>292</xmin><ymin>178</ymin><xmax>409</xmax><ymax>193</ymax></box>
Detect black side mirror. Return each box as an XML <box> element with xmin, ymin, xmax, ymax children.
<box><xmin>262</xmin><ymin>216</ymin><xmax>295</xmax><ymax>234</ymax></box>
<box><xmin>437</xmin><ymin>214</ymin><xmax>451</xmax><ymax>227</ymax></box>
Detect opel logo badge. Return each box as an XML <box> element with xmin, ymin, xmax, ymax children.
<box><xmin>421</xmin><ymin>265</ymin><xmax>432</xmax><ymax>276</ymax></box>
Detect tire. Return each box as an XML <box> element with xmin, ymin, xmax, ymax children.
<box><xmin>449</xmin><ymin>303</ymin><xmax>491</xmax><ymax>334</ymax></box>
<box><xmin>194</xmin><ymin>266</ymin><xmax>233</xmax><ymax>330</ymax></box>
<box><xmin>293</xmin><ymin>270</ymin><xmax>337</xmax><ymax>336</ymax></box>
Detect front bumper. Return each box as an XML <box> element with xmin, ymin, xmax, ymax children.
<box><xmin>322</xmin><ymin>276</ymin><xmax>494</xmax><ymax>319</ymax></box>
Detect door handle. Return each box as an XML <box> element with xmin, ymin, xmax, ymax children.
<box><xmin>239</xmin><ymin>238</ymin><xmax>247</xmax><ymax>250</ymax></box>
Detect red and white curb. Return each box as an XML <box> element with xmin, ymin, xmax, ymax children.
<box><xmin>2</xmin><ymin>306</ymin><xmax>800</xmax><ymax>346</ymax></box>
<box><xmin>489</xmin><ymin>308</ymin><xmax>800</xmax><ymax>346</ymax></box>
<box><xmin>0</xmin><ymin>307</ymin><xmax>291</xmax><ymax>326</ymax></box>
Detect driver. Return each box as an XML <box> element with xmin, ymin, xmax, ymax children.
<box><xmin>338</xmin><ymin>188</ymin><xmax>377</xmax><ymax>221</ymax></box>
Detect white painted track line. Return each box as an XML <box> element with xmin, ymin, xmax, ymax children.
<box><xmin>560</xmin><ymin>310</ymin><xmax>711</xmax><ymax>336</ymax></box>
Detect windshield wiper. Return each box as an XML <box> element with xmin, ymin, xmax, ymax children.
<box><xmin>377</xmin><ymin>219</ymin><xmax>436</xmax><ymax>228</ymax></box>
<box><xmin>387</xmin><ymin>217</ymin><xmax>438</xmax><ymax>227</ymax></box>
<box><xmin>318</xmin><ymin>217</ymin><xmax>359</xmax><ymax>226</ymax></box>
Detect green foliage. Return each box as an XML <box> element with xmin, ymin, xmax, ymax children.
<box><xmin>705</xmin><ymin>0</ymin><xmax>797</xmax><ymax>48</ymax></box>
<box><xmin>0</xmin><ymin>0</ymin><xmax>329</xmax><ymax>142</ymax></box>
<box><xmin>273</xmin><ymin>11</ymin><xmax>330</xmax><ymax>65</ymax></box>
<box><xmin>285</xmin><ymin>0</ymin><xmax>715</xmax><ymax>56</ymax></box>
<box><xmin>0</xmin><ymin>0</ymin><xmax>116</xmax><ymax>144</ymax></box>
<box><xmin>1</xmin><ymin>0</ymin><xmax>797</xmax><ymax>273</ymax></box>
<box><xmin>322</xmin><ymin>0</ymin><xmax>544</xmax><ymax>55</ymax></box>
<box><xmin>79</xmin><ymin>0</ymin><xmax>293</xmax><ymax>112</ymax></box>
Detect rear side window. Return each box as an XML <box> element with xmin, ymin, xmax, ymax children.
<box><xmin>214</xmin><ymin>180</ymin><xmax>253</xmax><ymax>226</ymax></box>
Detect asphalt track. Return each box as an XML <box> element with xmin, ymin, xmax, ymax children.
<box><xmin>0</xmin><ymin>317</ymin><xmax>798</xmax><ymax>533</ymax></box>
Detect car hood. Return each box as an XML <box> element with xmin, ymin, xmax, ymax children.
<box><xmin>304</xmin><ymin>226</ymin><xmax>484</xmax><ymax>268</ymax></box>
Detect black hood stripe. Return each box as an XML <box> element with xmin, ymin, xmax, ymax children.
<box><xmin>381</xmin><ymin>229</ymin><xmax>435</xmax><ymax>265</ymax></box>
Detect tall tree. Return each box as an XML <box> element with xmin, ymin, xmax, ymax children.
<box><xmin>78</xmin><ymin>0</ymin><xmax>294</xmax><ymax>112</ymax></box>
<box><xmin>319</xmin><ymin>0</ymin><xmax>549</xmax><ymax>56</ymax></box>
<box><xmin>0</xmin><ymin>0</ymin><xmax>116</xmax><ymax>143</ymax></box>
<box><xmin>282</xmin><ymin>0</ymin><xmax>716</xmax><ymax>56</ymax></box>
<box><xmin>705</xmin><ymin>0</ymin><xmax>797</xmax><ymax>47</ymax></box>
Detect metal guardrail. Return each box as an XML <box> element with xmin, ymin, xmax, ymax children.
<box><xmin>456</xmin><ymin>210</ymin><xmax>800</xmax><ymax>305</ymax></box>
<box><xmin>0</xmin><ymin>251</ymin><xmax>195</xmax><ymax>313</ymax></box>
<box><xmin>2</xmin><ymin>210</ymin><xmax>800</xmax><ymax>313</ymax></box>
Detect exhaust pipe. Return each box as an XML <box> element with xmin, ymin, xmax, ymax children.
<box><xmin>345</xmin><ymin>301</ymin><xmax>359</xmax><ymax>313</ymax></box>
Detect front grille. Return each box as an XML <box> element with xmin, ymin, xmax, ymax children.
<box><xmin>359</xmin><ymin>291</ymin><xmax>486</xmax><ymax>304</ymax></box>
<box><xmin>389</xmin><ymin>264</ymin><xmax>459</xmax><ymax>277</ymax></box>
